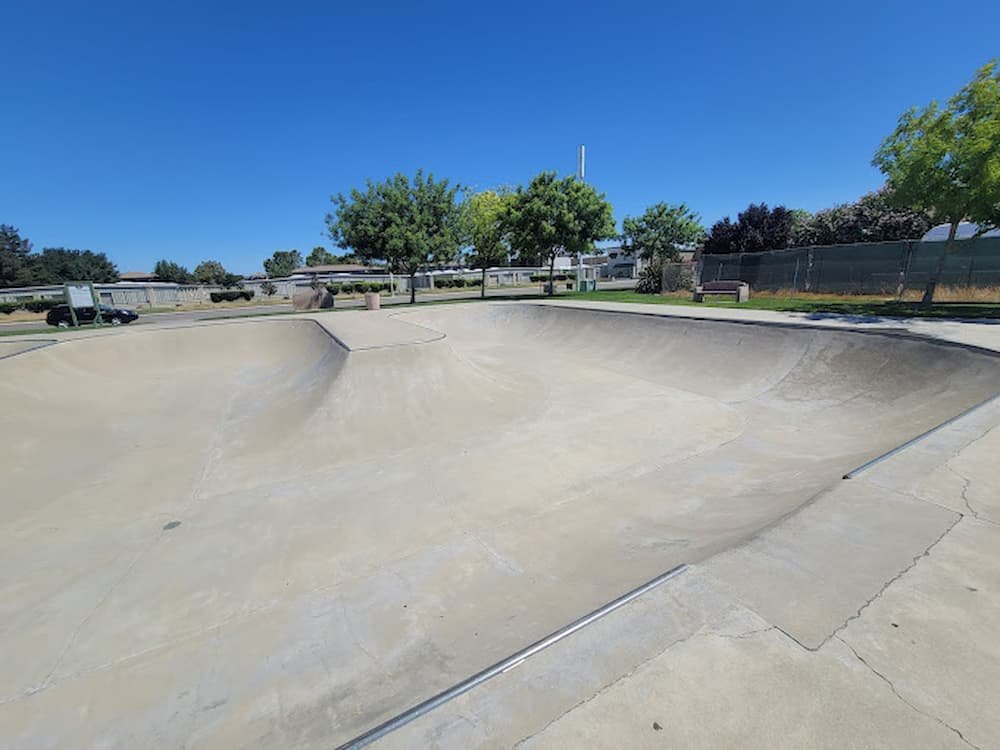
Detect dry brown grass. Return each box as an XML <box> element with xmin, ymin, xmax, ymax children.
<box><xmin>750</xmin><ymin>286</ymin><xmax>1000</xmax><ymax>303</ymax></box>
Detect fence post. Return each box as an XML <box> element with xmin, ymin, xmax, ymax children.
<box><xmin>897</xmin><ymin>242</ymin><xmax>913</xmax><ymax>300</ymax></box>
<box><xmin>804</xmin><ymin>248</ymin><xmax>814</xmax><ymax>292</ymax></box>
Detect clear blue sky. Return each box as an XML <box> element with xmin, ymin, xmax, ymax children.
<box><xmin>3</xmin><ymin>0</ymin><xmax>996</xmax><ymax>275</ymax></box>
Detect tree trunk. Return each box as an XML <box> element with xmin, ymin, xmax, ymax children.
<box><xmin>548</xmin><ymin>254</ymin><xmax>555</xmax><ymax>297</ymax></box>
<box><xmin>481</xmin><ymin>266</ymin><xmax>487</xmax><ymax>299</ymax></box>
<box><xmin>409</xmin><ymin>272</ymin><xmax>416</xmax><ymax>304</ymax></box>
<box><xmin>921</xmin><ymin>220</ymin><xmax>958</xmax><ymax>307</ymax></box>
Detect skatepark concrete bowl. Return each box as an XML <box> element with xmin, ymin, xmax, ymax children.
<box><xmin>2</xmin><ymin>303</ymin><xmax>999</xmax><ymax>748</ymax></box>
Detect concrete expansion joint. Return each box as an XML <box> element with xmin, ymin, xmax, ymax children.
<box><xmin>836</xmin><ymin>636</ymin><xmax>982</xmax><ymax>750</ymax></box>
<box><xmin>821</xmin><ymin>513</ymin><xmax>963</xmax><ymax>649</ymax></box>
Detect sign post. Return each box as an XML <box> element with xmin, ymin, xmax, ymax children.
<box><xmin>63</xmin><ymin>282</ymin><xmax>103</xmax><ymax>327</ymax></box>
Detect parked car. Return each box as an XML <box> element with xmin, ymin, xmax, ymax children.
<box><xmin>46</xmin><ymin>304</ymin><xmax>139</xmax><ymax>328</ymax></box>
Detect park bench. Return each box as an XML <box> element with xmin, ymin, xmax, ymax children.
<box><xmin>693</xmin><ymin>280</ymin><xmax>750</xmax><ymax>303</ymax></box>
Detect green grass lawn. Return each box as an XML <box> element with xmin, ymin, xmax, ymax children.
<box><xmin>559</xmin><ymin>290</ymin><xmax>1000</xmax><ymax>320</ymax></box>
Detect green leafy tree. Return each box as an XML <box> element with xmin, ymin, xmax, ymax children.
<box><xmin>32</xmin><ymin>248</ymin><xmax>118</xmax><ymax>284</ymax></box>
<box><xmin>263</xmin><ymin>249</ymin><xmax>303</xmax><ymax>278</ymax></box>
<box><xmin>790</xmin><ymin>189</ymin><xmax>932</xmax><ymax>247</ymax></box>
<box><xmin>873</xmin><ymin>60</ymin><xmax>1000</xmax><ymax>305</ymax></box>
<box><xmin>327</xmin><ymin>170</ymin><xmax>463</xmax><ymax>304</ymax></box>
<box><xmin>261</xmin><ymin>280</ymin><xmax>277</xmax><ymax>297</ymax></box>
<box><xmin>621</xmin><ymin>202</ymin><xmax>704</xmax><ymax>262</ymax></box>
<box><xmin>702</xmin><ymin>203</ymin><xmax>794</xmax><ymax>254</ymax></box>
<box><xmin>193</xmin><ymin>260</ymin><xmax>229</xmax><ymax>285</ymax></box>
<box><xmin>505</xmin><ymin>172</ymin><xmax>616</xmax><ymax>295</ymax></box>
<box><xmin>0</xmin><ymin>224</ymin><xmax>35</xmax><ymax>288</ymax></box>
<box><xmin>463</xmin><ymin>188</ymin><xmax>513</xmax><ymax>298</ymax></box>
<box><xmin>305</xmin><ymin>246</ymin><xmax>338</xmax><ymax>266</ymax></box>
<box><xmin>153</xmin><ymin>259</ymin><xmax>193</xmax><ymax>283</ymax></box>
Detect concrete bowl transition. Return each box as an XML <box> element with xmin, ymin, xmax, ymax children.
<box><xmin>2</xmin><ymin>302</ymin><xmax>999</xmax><ymax>747</ymax></box>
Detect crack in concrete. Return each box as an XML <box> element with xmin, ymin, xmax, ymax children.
<box><xmin>837</xmin><ymin>636</ymin><xmax>982</xmax><ymax>750</ymax></box>
<box><xmin>818</xmin><ymin>513</ymin><xmax>963</xmax><ymax>650</ymax></box>
<box><xmin>946</xmin><ymin>465</ymin><xmax>999</xmax><ymax>526</ymax></box>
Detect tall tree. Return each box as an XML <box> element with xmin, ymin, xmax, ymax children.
<box><xmin>0</xmin><ymin>225</ymin><xmax>34</xmax><ymax>288</ymax></box>
<box><xmin>305</xmin><ymin>246</ymin><xmax>338</xmax><ymax>266</ymax></box>
<box><xmin>32</xmin><ymin>248</ymin><xmax>118</xmax><ymax>283</ymax></box>
<box><xmin>873</xmin><ymin>60</ymin><xmax>1000</xmax><ymax>305</ymax></box>
<box><xmin>263</xmin><ymin>249</ymin><xmax>303</xmax><ymax>278</ymax></box>
<box><xmin>505</xmin><ymin>172</ymin><xmax>616</xmax><ymax>295</ymax></box>
<box><xmin>621</xmin><ymin>202</ymin><xmax>704</xmax><ymax>262</ymax></box>
<box><xmin>463</xmin><ymin>188</ymin><xmax>513</xmax><ymax>298</ymax></box>
<box><xmin>153</xmin><ymin>259</ymin><xmax>193</xmax><ymax>283</ymax></box>
<box><xmin>327</xmin><ymin>170</ymin><xmax>463</xmax><ymax>304</ymax></box>
<box><xmin>702</xmin><ymin>203</ymin><xmax>794</xmax><ymax>254</ymax></box>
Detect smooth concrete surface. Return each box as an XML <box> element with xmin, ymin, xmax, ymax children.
<box><xmin>2</xmin><ymin>301</ymin><xmax>999</xmax><ymax>748</ymax></box>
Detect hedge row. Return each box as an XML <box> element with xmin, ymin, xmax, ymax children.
<box><xmin>433</xmin><ymin>277</ymin><xmax>484</xmax><ymax>288</ymax></box>
<box><xmin>209</xmin><ymin>290</ymin><xmax>255</xmax><ymax>303</ymax></box>
<box><xmin>529</xmin><ymin>273</ymin><xmax>577</xmax><ymax>283</ymax></box>
<box><xmin>326</xmin><ymin>281</ymin><xmax>393</xmax><ymax>295</ymax></box>
<box><xmin>0</xmin><ymin>298</ymin><xmax>61</xmax><ymax>314</ymax></box>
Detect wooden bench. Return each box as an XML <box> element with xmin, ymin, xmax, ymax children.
<box><xmin>693</xmin><ymin>280</ymin><xmax>750</xmax><ymax>303</ymax></box>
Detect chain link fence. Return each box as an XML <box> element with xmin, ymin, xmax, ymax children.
<box><xmin>699</xmin><ymin>236</ymin><xmax>1000</xmax><ymax>297</ymax></box>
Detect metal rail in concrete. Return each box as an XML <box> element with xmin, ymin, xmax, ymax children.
<box><xmin>336</xmin><ymin>563</ymin><xmax>689</xmax><ymax>750</ymax></box>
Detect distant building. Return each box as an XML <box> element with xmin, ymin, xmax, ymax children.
<box><xmin>119</xmin><ymin>270</ymin><xmax>158</xmax><ymax>282</ymax></box>
<box><xmin>290</xmin><ymin>264</ymin><xmax>383</xmax><ymax>276</ymax></box>
<box><xmin>922</xmin><ymin>222</ymin><xmax>1000</xmax><ymax>241</ymax></box>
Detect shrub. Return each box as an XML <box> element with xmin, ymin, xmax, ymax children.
<box><xmin>326</xmin><ymin>283</ymin><xmax>341</xmax><ymax>295</ymax></box>
<box><xmin>340</xmin><ymin>282</ymin><xmax>354</xmax><ymax>294</ymax></box>
<box><xmin>24</xmin><ymin>299</ymin><xmax>60</xmax><ymax>312</ymax></box>
<box><xmin>452</xmin><ymin>277</ymin><xmax>466</xmax><ymax>287</ymax></box>
<box><xmin>467</xmin><ymin>277</ymin><xmax>482</xmax><ymax>287</ymax></box>
<box><xmin>0</xmin><ymin>302</ymin><xmax>19</xmax><ymax>314</ymax></box>
<box><xmin>635</xmin><ymin>258</ymin><xmax>664</xmax><ymax>294</ymax></box>
<box><xmin>436</xmin><ymin>277</ymin><xmax>453</xmax><ymax>288</ymax></box>
<box><xmin>363</xmin><ymin>282</ymin><xmax>379</xmax><ymax>293</ymax></box>
<box><xmin>209</xmin><ymin>290</ymin><xmax>255</xmax><ymax>303</ymax></box>
<box><xmin>261</xmin><ymin>280</ymin><xmax>277</xmax><ymax>297</ymax></box>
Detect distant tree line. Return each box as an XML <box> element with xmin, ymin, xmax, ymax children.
<box><xmin>1</xmin><ymin>225</ymin><xmax>119</xmax><ymax>288</ymax></box>
<box><xmin>152</xmin><ymin>258</ymin><xmax>243</xmax><ymax>287</ymax></box>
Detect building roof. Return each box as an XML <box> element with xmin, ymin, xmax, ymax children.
<box><xmin>291</xmin><ymin>264</ymin><xmax>379</xmax><ymax>274</ymax></box>
<box><xmin>120</xmin><ymin>271</ymin><xmax>158</xmax><ymax>281</ymax></box>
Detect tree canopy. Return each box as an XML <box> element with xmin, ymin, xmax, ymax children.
<box><xmin>153</xmin><ymin>259</ymin><xmax>193</xmax><ymax>284</ymax></box>
<box><xmin>30</xmin><ymin>247</ymin><xmax>119</xmax><ymax>284</ymax></box>
<box><xmin>873</xmin><ymin>60</ymin><xmax>1000</xmax><ymax>303</ymax></box>
<box><xmin>621</xmin><ymin>202</ymin><xmax>704</xmax><ymax>262</ymax></box>
<box><xmin>0</xmin><ymin>225</ymin><xmax>35</xmax><ymax>288</ymax></box>
<box><xmin>327</xmin><ymin>170</ymin><xmax>463</xmax><ymax>303</ymax></box>
<box><xmin>263</xmin><ymin>249</ymin><xmax>303</xmax><ymax>278</ymax></box>
<box><xmin>305</xmin><ymin>246</ymin><xmax>338</xmax><ymax>266</ymax></box>
<box><xmin>702</xmin><ymin>203</ymin><xmax>794</xmax><ymax>254</ymax></box>
<box><xmin>193</xmin><ymin>260</ymin><xmax>241</xmax><ymax>287</ymax></box>
<box><xmin>505</xmin><ymin>172</ymin><xmax>615</xmax><ymax>294</ymax></box>
<box><xmin>463</xmin><ymin>189</ymin><xmax>513</xmax><ymax>297</ymax></box>
<box><xmin>790</xmin><ymin>189</ymin><xmax>932</xmax><ymax>247</ymax></box>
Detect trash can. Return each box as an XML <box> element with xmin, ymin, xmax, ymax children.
<box><xmin>364</xmin><ymin>292</ymin><xmax>381</xmax><ymax>311</ymax></box>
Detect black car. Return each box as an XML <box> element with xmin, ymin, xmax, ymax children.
<box><xmin>46</xmin><ymin>304</ymin><xmax>139</xmax><ymax>328</ymax></box>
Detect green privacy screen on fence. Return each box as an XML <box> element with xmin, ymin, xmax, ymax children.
<box><xmin>698</xmin><ymin>236</ymin><xmax>1000</xmax><ymax>295</ymax></box>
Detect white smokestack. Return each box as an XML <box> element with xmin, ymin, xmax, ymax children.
<box><xmin>578</xmin><ymin>144</ymin><xmax>586</xmax><ymax>181</ymax></box>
